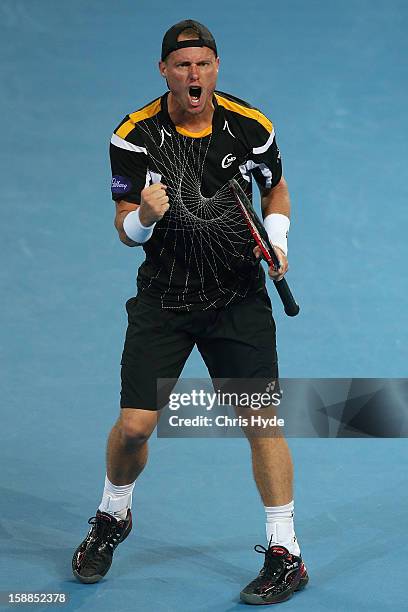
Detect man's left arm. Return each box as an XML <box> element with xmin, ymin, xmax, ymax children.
<box><xmin>259</xmin><ymin>176</ymin><xmax>291</xmax><ymax>282</ymax></box>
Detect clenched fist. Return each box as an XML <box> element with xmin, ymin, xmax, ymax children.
<box><xmin>139</xmin><ymin>183</ymin><xmax>169</xmax><ymax>226</ymax></box>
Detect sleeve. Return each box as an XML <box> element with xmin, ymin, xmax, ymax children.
<box><xmin>109</xmin><ymin>117</ymin><xmax>149</xmax><ymax>203</ymax></box>
<box><xmin>245</xmin><ymin>111</ymin><xmax>282</xmax><ymax>190</ymax></box>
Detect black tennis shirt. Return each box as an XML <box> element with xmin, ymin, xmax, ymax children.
<box><xmin>110</xmin><ymin>91</ymin><xmax>282</xmax><ymax>311</ymax></box>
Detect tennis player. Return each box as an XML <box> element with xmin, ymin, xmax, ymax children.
<box><xmin>72</xmin><ymin>19</ymin><xmax>308</xmax><ymax>604</ymax></box>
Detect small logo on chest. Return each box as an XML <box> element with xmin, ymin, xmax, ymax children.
<box><xmin>222</xmin><ymin>153</ymin><xmax>237</xmax><ymax>168</ymax></box>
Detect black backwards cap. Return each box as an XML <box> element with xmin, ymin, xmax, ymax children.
<box><xmin>161</xmin><ymin>19</ymin><xmax>217</xmax><ymax>61</ymax></box>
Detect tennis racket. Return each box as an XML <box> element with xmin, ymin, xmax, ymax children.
<box><xmin>229</xmin><ymin>178</ymin><xmax>300</xmax><ymax>317</ymax></box>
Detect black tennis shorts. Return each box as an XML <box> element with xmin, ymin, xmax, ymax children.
<box><xmin>120</xmin><ymin>290</ymin><xmax>278</xmax><ymax>410</ymax></box>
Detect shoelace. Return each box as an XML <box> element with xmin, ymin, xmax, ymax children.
<box><xmin>87</xmin><ymin>515</ymin><xmax>122</xmax><ymax>549</ymax></box>
<box><xmin>254</xmin><ymin>544</ymin><xmax>284</xmax><ymax>577</ymax></box>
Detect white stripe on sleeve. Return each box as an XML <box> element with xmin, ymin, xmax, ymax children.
<box><xmin>239</xmin><ymin>160</ymin><xmax>273</xmax><ymax>188</ymax></box>
<box><xmin>111</xmin><ymin>133</ymin><xmax>147</xmax><ymax>154</ymax></box>
<box><xmin>252</xmin><ymin>129</ymin><xmax>275</xmax><ymax>155</ymax></box>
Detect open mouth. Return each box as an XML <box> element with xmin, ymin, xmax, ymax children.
<box><xmin>189</xmin><ymin>86</ymin><xmax>202</xmax><ymax>106</ymax></box>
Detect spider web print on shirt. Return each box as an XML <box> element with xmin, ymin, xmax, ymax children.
<box><xmin>136</xmin><ymin>115</ymin><xmax>260</xmax><ymax>310</ymax></box>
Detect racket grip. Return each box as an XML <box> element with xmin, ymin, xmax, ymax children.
<box><xmin>273</xmin><ymin>278</ymin><xmax>300</xmax><ymax>317</ymax></box>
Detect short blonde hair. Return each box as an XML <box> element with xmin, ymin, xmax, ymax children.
<box><xmin>177</xmin><ymin>27</ymin><xmax>200</xmax><ymax>41</ymax></box>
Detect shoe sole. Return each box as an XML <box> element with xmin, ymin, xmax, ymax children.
<box><xmin>240</xmin><ymin>572</ymin><xmax>309</xmax><ymax>605</ymax></box>
<box><xmin>72</xmin><ymin>570</ymin><xmax>105</xmax><ymax>585</ymax></box>
<box><xmin>72</xmin><ymin>520</ymin><xmax>132</xmax><ymax>584</ymax></box>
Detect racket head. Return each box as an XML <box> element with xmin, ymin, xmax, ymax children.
<box><xmin>229</xmin><ymin>178</ymin><xmax>280</xmax><ymax>271</ymax></box>
<box><xmin>229</xmin><ymin>179</ymin><xmax>300</xmax><ymax>317</ymax></box>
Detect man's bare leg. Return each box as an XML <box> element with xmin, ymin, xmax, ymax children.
<box><xmin>248</xmin><ymin>436</ymin><xmax>293</xmax><ymax>506</ymax></box>
<box><xmin>106</xmin><ymin>408</ymin><xmax>158</xmax><ymax>485</ymax></box>
<box><xmin>239</xmin><ymin>430</ymin><xmax>309</xmax><ymax>603</ymax></box>
<box><xmin>72</xmin><ymin>408</ymin><xmax>158</xmax><ymax>583</ymax></box>
<box><xmin>95</xmin><ymin>408</ymin><xmax>159</xmax><ymax>520</ymax></box>
<box><xmin>236</xmin><ymin>407</ymin><xmax>300</xmax><ymax>555</ymax></box>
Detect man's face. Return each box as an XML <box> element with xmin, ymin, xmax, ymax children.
<box><xmin>159</xmin><ymin>45</ymin><xmax>219</xmax><ymax>115</ymax></box>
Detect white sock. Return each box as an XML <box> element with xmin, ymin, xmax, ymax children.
<box><xmin>265</xmin><ymin>500</ymin><xmax>301</xmax><ymax>556</ymax></box>
<box><xmin>98</xmin><ymin>475</ymin><xmax>135</xmax><ymax>521</ymax></box>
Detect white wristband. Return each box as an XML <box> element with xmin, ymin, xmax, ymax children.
<box><xmin>123</xmin><ymin>208</ymin><xmax>156</xmax><ymax>244</ymax></box>
<box><xmin>263</xmin><ymin>213</ymin><xmax>290</xmax><ymax>256</ymax></box>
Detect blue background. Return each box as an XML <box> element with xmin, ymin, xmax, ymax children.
<box><xmin>1</xmin><ymin>1</ymin><xmax>407</xmax><ymax>610</ymax></box>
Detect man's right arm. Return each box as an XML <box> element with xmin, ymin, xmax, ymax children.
<box><xmin>114</xmin><ymin>200</ymin><xmax>140</xmax><ymax>246</ymax></box>
<box><xmin>114</xmin><ymin>184</ymin><xmax>169</xmax><ymax>247</ymax></box>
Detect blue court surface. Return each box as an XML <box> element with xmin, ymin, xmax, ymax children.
<box><xmin>1</xmin><ymin>1</ymin><xmax>407</xmax><ymax>610</ymax></box>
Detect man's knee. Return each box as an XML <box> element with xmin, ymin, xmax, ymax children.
<box><xmin>118</xmin><ymin>408</ymin><xmax>157</xmax><ymax>444</ymax></box>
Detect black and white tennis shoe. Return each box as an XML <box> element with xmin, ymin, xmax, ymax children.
<box><xmin>72</xmin><ymin>510</ymin><xmax>132</xmax><ymax>583</ymax></box>
<box><xmin>240</xmin><ymin>543</ymin><xmax>309</xmax><ymax>604</ymax></box>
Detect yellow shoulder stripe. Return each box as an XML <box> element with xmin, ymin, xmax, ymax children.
<box><xmin>115</xmin><ymin>98</ymin><xmax>162</xmax><ymax>139</ymax></box>
<box><xmin>215</xmin><ymin>94</ymin><xmax>273</xmax><ymax>133</ymax></box>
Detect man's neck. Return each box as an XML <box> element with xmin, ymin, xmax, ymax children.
<box><xmin>167</xmin><ymin>92</ymin><xmax>214</xmax><ymax>133</ymax></box>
